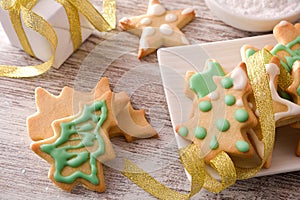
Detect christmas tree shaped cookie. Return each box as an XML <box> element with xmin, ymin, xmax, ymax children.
<box><xmin>119</xmin><ymin>0</ymin><xmax>195</xmax><ymax>59</ymax></box>
<box><xmin>27</xmin><ymin>78</ymin><xmax>158</xmax><ymax>192</ymax></box>
<box><xmin>176</xmin><ymin>62</ymin><xmax>258</xmax><ymax>163</ymax></box>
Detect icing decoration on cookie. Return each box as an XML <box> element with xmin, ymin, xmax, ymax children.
<box><xmin>181</xmin><ymin>7</ymin><xmax>195</xmax><ymax>15</ymax></box>
<box><xmin>271</xmin><ymin>21</ymin><xmax>300</xmax><ymax>72</ymax></box>
<box><xmin>235</xmin><ymin>140</ymin><xmax>250</xmax><ymax>153</ymax></box>
<box><xmin>159</xmin><ymin>24</ymin><xmax>173</xmax><ymax>35</ymax></box>
<box><xmin>221</xmin><ymin>77</ymin><xmax>233</xmax><ymax>89</ymax></box>
<box><xmin>165</xmin><ymin>14</ymin><xmax>177</xmax><ymax>22</ymax></box>
<box><xmin>194</xmin><ymin>127</ymin><xmax>207</xmax><ymax>139</ymax></box>
<box><xmin>216</xmin><ymin>119</ymin><xmax>230</xmax><ymax>132</ymax></box>
<box><xmin>178</xmin><ymin>126</ymin><xmax>189</xmax><ymax>137</ymax></box>
<box><xmin>40</xmin><ymin>100</ymin><xmax>108</xmax><ymax>185</ymax></box>
<box><xmin>119</xmin><ymin>0</ymin><xmax>195</xmax><ymax>59</ymax></box>
<box><xmin>148</xmin><ymin>3</ymin><xmax>166</xmax><ymax>16</ymax></box>
<box><xmin>266</xmin><ymin>62</ymin><xmax>300</xmax><ymax>122</ymax></box>
<box><xmin>189</xmin><ymin>61</ymin><xmax>225</xmax><ymax>98</ymax></box>
<box><xmin>209</xmin><ymin>135</ymin><xmax>219</xmax><ymax>150</ymax></box>
<box><xmin>208</xmin><ymin>91</ymin><xmax>220</xmax><ymax>100</ymax></box>
<box><xmin>231</xmin><ymin>66</ymin><xmax>248</xmax><ymax>90</ymax></box>
<box><xmin>234</xmin><ymin>109</ymin><xmax>249</xmax><ymax>122</ymax></box>
<box><xmin>224</xmin><ymin>95</ymin><xmax>236</xmax><ymax>106</ymax></box>
<box><xmin>198</xmin><ymin>100</ymin><xmax>212</xmax><ymax>112</ymax></box>
<box><xmin>270</xmin><ymin>36</ymin><xmax>300</xmax><ymax>72</ymax></box>
<box><xmin>236</xmin><ymin>99</ymin><xmax>243</xmax><ymax>107</ymax></box>
<box><xmin>27</xmin><ymin>78</ymin><xmax>158</xmax><ymax>192</ymax></box>
<box><xmin>246</xmin><ymin>48</ymin><xmax>256</xmax><ymax>58</ymax></box>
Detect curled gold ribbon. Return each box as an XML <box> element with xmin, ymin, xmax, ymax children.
<box><xmin>123</xmin><ymin>143</ymin><xmax>205</xmax><ymax>200</ymax></box>
<box><xmin>236</xmin><ymin>49</ymin><xmax>275</xmax><ymax>179</ymax></box>
<box><xmin>203</xmin><ymin>151</ymin><xmax>236</xmax><ymax>192</ymax></box>
<box><xmin>0</xmin><ymin>0</ymin><xmax>116</xmax><ymax>78</ymax></box>
<box><xmin>123</xmin><ymin>145</ymin><xmax>237</xmax><ymax>199</ymax></box>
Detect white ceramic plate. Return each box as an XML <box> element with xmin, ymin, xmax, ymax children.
<box><xmin>158</xmin><ymin>34</ymin><xmax>300</xmax><ymax>177</ymax></box>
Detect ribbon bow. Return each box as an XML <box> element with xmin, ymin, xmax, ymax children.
<box><xmin>0</xmin><ymin>0</ymin><xmax>116</xmax><ymax>78</ymax></box>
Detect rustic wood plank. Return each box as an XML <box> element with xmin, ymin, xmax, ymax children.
<box><xmin>0</xmin><ymin>0</ymin><xmax>299</xmax><ymax>199</ymax></box>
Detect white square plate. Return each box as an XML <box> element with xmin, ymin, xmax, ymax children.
<box><xmin>158</xmin><ymin>34</ymin><xmax>300</xmax><ymax>177</ymax></box>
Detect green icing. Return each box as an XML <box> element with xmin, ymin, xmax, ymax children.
<box><xmin>189</xmin><ymin>61</ymin><xmax>225</xmax><ymax>98</ymax></box>
<box><xmin>278</xmin><ymin>90</ymin><xmax>293</xmax><ymax>101</ymax></box>
<box><xmin>216</xmin><ymin>119</ymin><xmax>230</xmax><ymax>132</ymax></box>
<box><xmin>198</xmin><ymin>101</ymin><xmax>212</xmax><ymax>112</ymax></box>
<box><xmin>234</xmin><ymin>109</ymin><xmax>249</xmax><ymax>122</ymax></box>
<box><xmin>194</xmin><ymin>127</ymin><xmax>207</xmax><ymax>139</ymax></box>
<box><xmin>297</xmin><ymin>85</ymin><xmax>300</xmax><ymax>96</ymax></box>
<box><xmin>178</xmin><ymin>126</ymin><xmax>189</xmax><ymax>137</ymax></box>
<box><xmin>209</xmin><ymin>135</ymin><xmax>219</xmax><ymax>150</ymax></box>
<box><xmin>40</xmin><ymin>100</ymin><xmax>108</xmax><ymax>185</ymax></box>
<box><xmin>221</xmin><ymin>77</ymin><xmax>233</xmax><ymax>89</ymax></box>
<box><xmin>271</xmin><ymin>36</ymin><xmax>300</xmax><ymax>73</ymax></box>
<box><xmin>224</xmin><ymin>95</ymin><xmax>236</xmax><ymax>106</ymax></box>
<box><xmin>235</xmin><ymin>140</ymin><xmax>250</xmax><ymax>153</ymax></box>
<box><xmin>246</xmin><ymin>48</ymin><xmax>256</xmax><ymax>58</ymax></box>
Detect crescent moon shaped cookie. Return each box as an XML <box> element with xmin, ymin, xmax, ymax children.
<box><xmin>27</xmin><ymin>77</ymin><xmax>158</xmax><ymax>192</ymax></box>
<box><xmin>119</xmin><ymin>0</ymin><xmax>195</xmax><ymax>59</ymax></box>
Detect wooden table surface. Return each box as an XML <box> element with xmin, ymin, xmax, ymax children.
<box><xmin>0</xmin><ymin>0</ymin><xmax>300</xmax><ymax>199</ymax></box>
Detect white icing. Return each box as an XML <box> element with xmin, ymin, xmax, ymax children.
<box><xmin>148</xmin><ymin>4</ymin><xmax>166</xmax><ymax>16</ymax></box>
<box><xmin>140</xmin><ymin>18</ymin><xmax>152</xmax><ymax>25</ymax></box>
<box><xmin>255</xmin><ymin>109</ymin><xmax>259</xmax><ymax>117</ymax></box>
<box><xmin>231</xmin><ymin>66</ymin><xmax>248</xmax><ymax>90</ymax></box>
<box><xmin>181</xmin><ymin>8</ymin><xmax>194</xmax><ymax>15</ymax></box>
<box><xmin>248</xmin><ymin>102</ymin><xmax>253</xmax><ymax>109</ymax></box>
<box><xmin>208</xmin><ymin>91</ymin><xmax>219</xmax><ymax>100</ymax></box>
<box><xmin>279</xmin><ymin>20</ymin><xmax>288</xmax><ymax>27</ymax></box>
<box><xmin>160</xmin><ymin>24</ymin><xmax>173</xmax><ymax>35</ymax></box>
<box><xmin>140</xmin><ymin>27</ymin><xmax>155</xmax><ymax>50</ymax></box>
<box><xmin>266</xmin><ymin>63</ymin><xmax>300</xmax><ymax>121</ymax></box>
<box><xmin>143</xmin><ymin>27</ymin><xmax>155</xmax><ymax>36</ymax></box>
<box><xmin>236</xmin><ymin>98</ymin><xmax>243</xmax><ymax>107</ymax></box>
<box><xmin>165</xmin><ymin>14</ymin><xmax>177</xmax><ymax>22</ymax></box>
<box><xmin>181</xmin><ymin>36</ymin><xmax>189</xmax><ymax>45</ymax></box>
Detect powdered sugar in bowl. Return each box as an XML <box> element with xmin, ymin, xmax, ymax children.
<box><xmin>205</xmin><ymin>0</ymin><xmax>300</xmax><ymax>32</ymax></box>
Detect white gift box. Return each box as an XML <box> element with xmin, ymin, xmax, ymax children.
<box><xmin>0</xmin><ymin>0</ymin><xmax>94</xmax><ymax>68</ymax></box>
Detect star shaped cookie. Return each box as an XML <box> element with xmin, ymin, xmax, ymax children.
<box><xmin>119</xmin><ymin>0</ymin><xmax>195</xmax><ymax>59</ymax></box>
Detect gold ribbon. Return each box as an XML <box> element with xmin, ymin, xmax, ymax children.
<box><xmin>0</xmin><ymin>0</ymin><xmax>57</xmax><ymax>77</ymax></box>
<box><xmin>0</xmin><ymin>0</ymin><xmax>116</xmax><ymax>78</ymax></box>
<box><xmin>122</xmin><ymin>49</ymin><xmax>276</xmax><ymax>199</ymax></box>
<box><xmin>236</xmin><ymin>49</ymin><xmax>275</xmax><ymax>179</ymax></box>
<box><xmin>123</xmin><ymin>145</ymin><xmax>237</xmax><ymax>199</ymax></box>
<box><xmin>123</xmin><ymin>144</ymin><xmax>205</xmax><ymax>200</ymax></box>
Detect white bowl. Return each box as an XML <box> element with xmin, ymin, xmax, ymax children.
<box><xmin>205</xmin><ymin>0</ymin><xmax>300</xmax><ymax>32</ymax></box>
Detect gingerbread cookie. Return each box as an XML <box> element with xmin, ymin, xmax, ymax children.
<box><xmin>119</xmin><ymin>0</ymin><xmax>195</xmax><ymax>59</ymax></box>
<box><xmin>27</xmin><ymin>77</ymin><xmax>158</xmax><ymax>192</ymax></box>
<box><xmin>176</xmin><ymin>62</ymin><xmax>258</xmax><ymax>163</ymax></box>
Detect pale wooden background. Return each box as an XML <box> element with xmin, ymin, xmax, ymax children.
<box><xmin>0</xmin><ymin>0</ymin><xmax>300</xmax><ymax>199</ymax></box>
